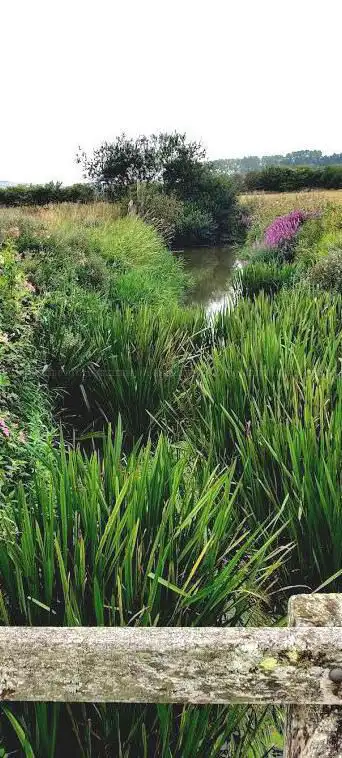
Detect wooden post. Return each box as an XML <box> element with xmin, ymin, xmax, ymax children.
<box><xmin>286</xmin><ymin>593</ymin><xmax>342</xmax><ymax>757</ymax></box>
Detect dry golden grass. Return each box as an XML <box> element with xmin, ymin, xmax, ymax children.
<box><xmin>240</xmin><ymin>190</ymin><xmax>342</xmax><ymax>226</ymax></box>
<box><xmin>0</xmin><ymin>202</ymin><xmax>122</xmax><ymax>235</ymax></box>
<box><xmin>41</xmin><ymin>201</ymin><xmax>122</xmax><ymax>226</ymax></box>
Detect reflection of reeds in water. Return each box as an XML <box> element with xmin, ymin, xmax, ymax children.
<box><xmin>206</xmin><ymin>262</ymin><xmax>243</xmax><ymax>320</ymax></box>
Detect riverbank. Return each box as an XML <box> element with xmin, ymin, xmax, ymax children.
<box><xmin>178</xmin><ymin>189</ymin><xmax>342</xmax><ymax>311</ymax></box>
<box><xmin>1</xmin><ymin>199</ymin><xmax>342</xmax><ymax>756</ymax></box>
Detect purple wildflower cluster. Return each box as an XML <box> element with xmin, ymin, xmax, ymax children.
<box><xmin>264</xmin><ymin>210</ymin><xmax>307</xmax><ymax>248</ymax></box>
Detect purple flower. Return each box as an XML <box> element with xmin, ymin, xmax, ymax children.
<box><xmin>264</xmin><ymin>210</ymin><xmax>307</xmax><ymax>248</ymax></box>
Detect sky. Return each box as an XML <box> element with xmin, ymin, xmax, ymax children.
<box><xmin>1</xmin><ymin>0</ymin><xmax>342</xmax><ymax>184</ymax></box>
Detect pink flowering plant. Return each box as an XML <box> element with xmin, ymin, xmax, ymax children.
<box><xmin>0</xmin><ymin>417</ymin><xmax>10</xmax><ymax>437</ymax></box>
<box><xmin>264</xmin><ymin>210</ymin><xmax>308</xmax><ymax>261</ymax></box>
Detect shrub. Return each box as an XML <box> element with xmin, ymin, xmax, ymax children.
<box><xmin>127</xmin><ymin>183</ymin><xmax>184</xmax><ymax>245</ymax></box>
<box><xmin>173</xmin><ymin>202</ymin><xmax>216</xmax><ymax>247</ymax></box>
<box><xmin>165</xmin><ymin>163</ymin><xmax>243</xmax><ymax>246</ymax></box>
<box><xmin>244</xmin><ymin>165</ymin><xmax>342</xmax><ymax>192</ymax></box>
<box><xmin>308</xmin><ymin>249</ymin><xmax>342</xmax><ymax>292</ymax></box>
<box><xmin>0</xmin><ymin>182</ymin><xmax>95</xmax><ymax>207</ymax></box>
<box><xmin>207</xmin><ymin>174</ymin><xmax>245</xmax><ymax>243</ymax></box>
<box><xmin>126</xmin><ymin>172</ymin><xmax>243</xmax><ymax>249</ymax></box>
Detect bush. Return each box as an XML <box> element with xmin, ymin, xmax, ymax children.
<box><xmin>127</xmin><ymin>183</ymin><xmax>184</xmax><ymax>245</ymax></box>
<box><xmin>244</xmin><ymin>165</ymin><xmax>342</xmax><ymax>192</ymax></box>
<box><xmin>173</xmin><ymin>201</ymin><xmax>216</xmax><ymax>247</ymax></box>
<box><xmin>0</xmin><ymin>182</ymin><xmax>95</xmax><ymax>207</ymax></box>
<box><xmin>308</xmin><ymin>249</ymin><xmax>342</xmax><ymax>291</ymax></box>
<box><xmin>127</xmin><ymin>170</ymin><xmax>243</xmax><ymax>249</ymax></box>
<box><xmin>165</xmin><ymin>164</ymin><xmax>243</xmax><ymax>246</ymax></box>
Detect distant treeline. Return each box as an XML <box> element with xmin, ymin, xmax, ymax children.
<box><xmin>0</xmin><ymin>182</ymin><xmax>95</xmax><ymax>206</ymax></box>
<box><xmin>213</xmin><ymin>150</ymin><xmax>342</xmax><ymax>175</ymax></box>
<box><xmin>2</xmin><ymin>166</ymin><xmax>342</xmax><ymax>210</ymax></box>
<box><xmin>243</xmin><ymin>165</ymin><xmax>342</xmax><ymax>192</ymax></box>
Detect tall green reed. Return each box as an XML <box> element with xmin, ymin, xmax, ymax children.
<box><xmin>186</xmin><ymin>289</ymin><xmax>342</xmax><ymax>588</ymax></box>
<box><xmin>0</xmin><ymin>422</ymin><xmax>286</xmax><ymax>757</ymax></box>
<box><xmin>39</xmin><ymin>297</ymin><xmax>208</xmax><ymax>443</ymax></box>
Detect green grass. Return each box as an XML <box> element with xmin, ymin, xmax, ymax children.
<box><xmin>20</xmin><ymin>213</ymin><xmax>187</xmax><ymax>308</ymax></box>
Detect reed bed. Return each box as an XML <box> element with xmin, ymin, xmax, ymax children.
<box><xmin>0</xmin><ymin>423</ymin><xmax>284</xmax><ymax>757</ymax></box>
<box><xmin>1</xmin><ymin>202</ymin><xmax>340</xmax><ymax>756</ymax></box>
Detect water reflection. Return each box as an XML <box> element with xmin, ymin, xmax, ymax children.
<box><xmin>175</xmin><ymin>245</ymin><xmax>242</xmax><ymax>315</ymax></box>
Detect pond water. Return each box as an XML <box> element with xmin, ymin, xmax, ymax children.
<box><xmin>175</xmin><ymin>245</ymin><xmax>241</xmax><ymax>315</ymax></box>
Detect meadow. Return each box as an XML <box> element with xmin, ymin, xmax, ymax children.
<box><xmin>241</xmin><ymin>188</ymin><xmax>342</xmax><ymax>209</ymax></box>
<box><xmin>240</xmin><ymin>189</ymin><xmax>342</xmax><ymax>243</ymax></box>
<box><xmin>1</xmin><ymin>193</ymin><xmax>342</xmax><ymax>756</ymax></box>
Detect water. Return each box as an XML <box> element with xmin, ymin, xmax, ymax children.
<box><xmin>175</xmin><ymin>245</ymin><xmax>241</xmax><ymax>315</ymax></box>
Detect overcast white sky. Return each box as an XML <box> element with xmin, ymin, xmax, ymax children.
<box><xmin>1</xmin><ymin>0</ymin><xmax>342</xmax><ymax>184</ymax></box>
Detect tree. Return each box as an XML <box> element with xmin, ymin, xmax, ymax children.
<box><xmin>212</xmin><ymin>150</ymin><xmax>342</xmax><ymax>175</ymax></box>
<box><xmin>76</xmin><ymin>132</ymin><xmax>205</xmax><ymax>198</ymax></box>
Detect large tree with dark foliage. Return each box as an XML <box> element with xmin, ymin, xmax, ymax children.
<box><xmin>77</xmin><ymin>132</ymin><xmax>242</xmax><ymax>246</ymax></box>
<box><xmin>77</xmin><ymin>132</ymin><xmax>205</xmax><ymax>198</ymax></box>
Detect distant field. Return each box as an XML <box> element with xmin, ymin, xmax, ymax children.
<box><xmin>240</xmin><ymin>189</ymin><xmax>342</xmax><ymax>227</ymax></box>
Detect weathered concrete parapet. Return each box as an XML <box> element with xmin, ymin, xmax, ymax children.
<box><xmin>1</xmin><ymin>594</ymin><xmax>342</xmax><ymax>756</ymax></box>
<box><xmin>286</xmin><ymin>593</ymin><xmax>342</xmax><ymax>757</ymax></box>
<box><xmin>289</xmin><ymin>593</ymin><xmax>342</xmax><ymax>628</ymax></box>
<box><xmin>1</xmin><ymin>622</ymin><xmax>342</xmax><ymax>705</ymax></box>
